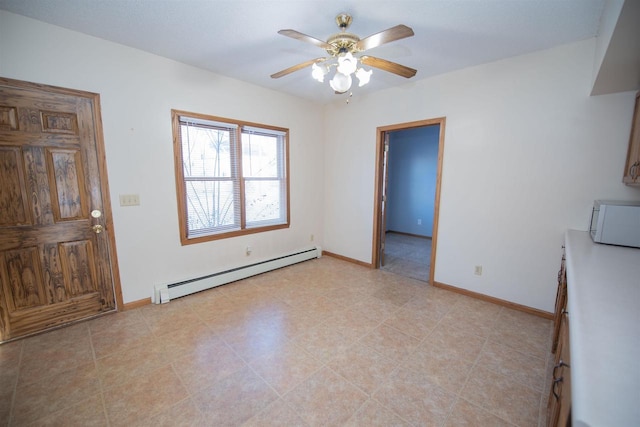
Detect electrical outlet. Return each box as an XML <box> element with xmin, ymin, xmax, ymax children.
<box><xmin>417</xmin><ymin>219</ymin><xmax>422</xmax><ymax>225</ymax></box>
<box><xmin>246</xmin><ymin>246</ymin><xmax>252</xmax><ymax>256</ymax></box>
<box><xmin>310</xmin><ymin>234</ymin><xmax>314</xmax><ymax>242</ymax></box>
<box><xmin>474</xmin><ymin>265</ymin><xmax>483</xmax><ymax>276</ymax></box>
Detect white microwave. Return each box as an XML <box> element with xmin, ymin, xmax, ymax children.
<box><xmin>590</xmin><ymin>200</ymin><xmax>640</xmax><ymax>248</ymax></box>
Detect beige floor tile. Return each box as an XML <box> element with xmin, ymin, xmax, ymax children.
<box><xmin>171</xmin><ymin>337</ymin><xmax>246</xmax><ymax>394</ymax></box>
<box><xmin>373</xmin><ymin>366</ymin><xmax>457</xmax><ymax>427</ymax></box>
<box><xmin>135</xmin><ymin>398</ymin><xmax>208</xmax><ymax>427</ymax></box>
<box><xmin>478</xmin><ymin>339</ymin><xmax>547</xmax><ymax>391</ymax></box>
<box><xmin>87</xmin><ymin>309</ymin><xmax>144</xmax><ymax>336</ymax></box>
<box><xmin>371</xmin><ymin>283</ymin><xmax>417</xmax><ymax>307</ymax></box>
<box><xmin>103</xmin><ymin>365</ymin><xmax>188</xmax><ymax>427</ymax></box>
<box><xmin>269</xmin><ymin>307</ymin><xmax>321</xmax><ymax>340</ymax></box>
<box><xmin>180</xmin><ymin>284</ymin><xmax>227</xmax><ymax>306</ymax></box>
<box><xmin>319</xmin><ymin>309</ymin><xmax>380</xmax><ymax>341</ymax></box>
<box><xmin>218</xmin><ymin>316</ymin><xmax>292</xmax><ymax>363</ymax></box>
<box><xmin>402</xmin><ymin>286</ymin><xmax>461</xmax><ymax>319</ymax></box>
<box><xmin>383</xmin><ymin>306</ymin><xmax>440</xmax><ymax>340</ymax></box>
<box><xmin>490</xmin><ymin>309</ymin><xmax>552</xmax><ymax>360</ymax></box>
<box><xmin>192</xmin><ymin>366</ymin><xmax>278</xmax><ymax>426</ymax></box>
<box><xmin>290</xmin><ymin>322</ymin><xmax>353</xmax><ymax>363</ymax></box>
<box><xmin>499</xmin><ymin>308</ymin><xmax>552</xmax><ymax>335</ymax></box>
<box><xmin>401</xmin><ymin>345</ymin><xmax>474</xmax><ymax>394</ymax></box>
<box><xmin>274</xmin><ymin>283</ymin><xmax>328</xmax><ymax>309</ymax></box>
<box><xmin>339</xmin><ymin>275</ymin><xmax>386</xmax><ymax>297</ymax></box>
<box><xmin>420</xmin><ymin>323</ymin><xmax>487</xmax><ymax>363</ymax></box>
<box><xmin>0</xmin><ymin>339</ymin><xmax>23</xmax><ymax>365</ymax></box>
<box><xmin>445</xmin><ymin>397</ymin><xmax>514</xmax><ymax>427</ymax></box>
<box><xmin>203</xmin><ymin>304</ymin><xmax>254</xmax><ymax>335</ymax></box>
<box><xmin>283</xmin><ymin>367</ymin><xmax>368</xmax><ymax>427</ymax></box>
<box><xmin>440</xmin><ymin>297</ymin><xmax>502</xmax><ymax>337</ymax></box>
<box><xmin>0</xmin><ymin>340</ymin><xmax>21</xmax><ymax>426</ymax></box>
<box><xmin>242</xmin><ymin>398</ymin><xmax>309</xmax><ymax>426</ymax></box>
<box><xmin>161</xmin><ymin>322</ymin><xmax>222</xmax><ymax>359</ymax></box>
<box><xmin>0</xmin><ymin>372</ymin><xmax>16</xmax><ymax>426</ymax></box>
<box><xmin>138</xmin><ymin>296</ymin><xmax>191</xmax><ymax>316</ymax></box>
<box><xmin>90</xmin><ymin>321</ymin><xmax>154</xmax><ymax>359</ymax></box>
<box><xmin>218</xmin><ymin>277</ymin><xmax>272</xmax><ymax>301</ymax></box>
<box><xmin>359</xmin><ymin>324</ymin><xmax>420</xmax><ymax>363</ymax></box>
<box><xmin>351</xmin><ymin>295</ymin><xmax>403</xmax><ymax>322</ymax></box>
<box><xmin>344</xmin><ymin>399</ymin><xmax>412</xmax><ymax>426</ymax></box>
<box><xmin>142</xmin><ymin>307</ymin><xmax>205</xmax><ymax>337</ymax></box>
<box><xmin>460</xmin><ymin>366</ymin><xmax>541</xmax><ymax>427</ymax></box>
<box><xmin>96</xmin><ymin>336</ymin><xmax>167</xmax><ymax>389</ymax></box>
<box><xmin>320</xmin><ymin>285</ymin><xmax>370</xmax><ymax>308</ymax></box>
<box><xmin>27</xmin><ymin>393</ymin><xmax>107</xmax><ymax>427</ymax></box>
<box><xmin>188</xmin><ymin>292</ymin><xmax>246</xmax><ymax>323</ymax></box>
<box><xmin>291</xmin><ymin>295</ymin><xmax>348</xmax><ymax>322</ymax></box>
<box><xmin>250</xmin><ymin>342</ymin><xmax>323</xmax><ymax>396</ymax></box>
<box><xmin>328</xmin><ymin>344</ymin><xmax>398</xmax><ymax>396</ymax></box>
<box><xmin>12</xmin><ymin>363</ymin><xmax>101</xmax><ymax>426</ymax></box>
<box><xmin>19</xmin><ymin>323</ymin><xmax>94</xmax><ymax>383</ymax></box>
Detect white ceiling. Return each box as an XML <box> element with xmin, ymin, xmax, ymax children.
<box><xmin>0</xmin><ymin>0</ymin><xmax>609</xmax><ymax>104</ymax></box>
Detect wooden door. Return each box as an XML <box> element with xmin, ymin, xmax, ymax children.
<box><xmin>0</xmin><ymin>78</ymin><xmax>120</xmax><ymax>342</ymax></box>
<box><xmin>379</xmin><ymin>133</ymin><xmax>390</xmax><ymax>266</ymax></box>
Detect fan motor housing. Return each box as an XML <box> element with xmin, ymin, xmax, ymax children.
<box><xmin>326</xmin><ymin>32</ymin><xmax>360</xmax><ymax>56</ymax></box>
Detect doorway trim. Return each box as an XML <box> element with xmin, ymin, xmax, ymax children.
<box><xmin>371</xmin><ymin>117</ymin><xmax>446</xmax><ymax>285</ymax></box>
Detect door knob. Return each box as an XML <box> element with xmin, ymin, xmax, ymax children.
<box><xmin>92</xmin><ymin>224</ymin><xmax>104</xmax><ymax>234</ymax></box>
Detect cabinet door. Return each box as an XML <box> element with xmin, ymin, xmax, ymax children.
<box><xmin>548</xmin><ymin>313</ymin><xmax>571</xmax><ymax>427</ymax></box>
<box><xmin>551</xmin><ymin>250</ymin><xmax>567</xmax><ymax>353</ymax></box>
<box><xmin>623</xmin><ymin>92</ymin><xmax>640</xmax><ymax>185</ymax></box>
<box><xmin>557</xmin><ymin>314</ymin><xmax>571</xmax><ymax>426</ymax></box>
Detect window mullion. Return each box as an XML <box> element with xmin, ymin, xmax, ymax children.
<box><xmin>236</xmin><ymin>127</ymin><xmax>246</xmax><ymax>230</ymax></box>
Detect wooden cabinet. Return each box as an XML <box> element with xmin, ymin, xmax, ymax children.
<box><xmin>623</xmin><ymin>91</ymin><xmax>640</xmax><ymax>185</ymax></box>
<box><xmin>551</xmin><ymin>250</ymin><xmax>567</xmax><ymax>354</ymax></box>
<box><xmin>548</xmin><ymin>250</ymin><xmax>571</xmax><ymax>427</ymax></box>
<box><xmin>548</xmin><ymin>312</ymin><xmax>571</xmax><ymax>427</ymax></box>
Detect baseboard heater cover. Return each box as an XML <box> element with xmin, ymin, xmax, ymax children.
<box><xmin>153</xmin><ymin>246</ymin><xmax>321</xmax><ymax>304</ymax></box>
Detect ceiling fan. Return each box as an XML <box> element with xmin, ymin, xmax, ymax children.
<box><xmin>271</xmin><ymin>13</ymin><xmax>417</xmax><ymax>94</ymax></box>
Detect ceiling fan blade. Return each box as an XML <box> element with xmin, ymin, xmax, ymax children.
<box><xmin>270</xmin><ymin>58</ymin><xmax>327</xmax><ymax>79</ymax></box>
<box><xmin>360</xmin><ymin>56</ymin><xmax>417</xmax><ymax>78</ymax></box>
<box><xmin>278</xmin><ymin>29</ymin><xmax>332</xmax><ymax>50</ymax></box>
<box><xmin>354</xmin><ymin>25</ymin><xmax>414</xmax><ymax>51</ymax></box>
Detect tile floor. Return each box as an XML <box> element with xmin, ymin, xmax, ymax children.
<box><xmin>381</xmin><ymin>232</ymin><xmax>431</xmax><ymax>282</ymax></box>
<box><xmin>0</xmin><ymin>256</ymin><xmax>553</xmax><ymax>427</ymax></box>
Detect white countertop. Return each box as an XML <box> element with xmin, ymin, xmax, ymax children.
<box><xmin>564</xmin><ymin>230</ymin><xmax>640</xmax><ymax>427</ymax></box>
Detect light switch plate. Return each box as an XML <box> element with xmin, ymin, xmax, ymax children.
<box><xmin>119</xmin><ymin>194</ymin><xmax>140</xmax><ymax>206</ymax></box>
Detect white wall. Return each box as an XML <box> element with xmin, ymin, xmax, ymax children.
<box><xmin>0</xmin><ymin>11</ymin><xmax>325</xmax><ymax>304</ymax></box>
<box><xmin>387</xmin><ymin>126</ymin><xmax>439</xmax><ymax>236</ymax></box>
<box><xmin>323</xmin><ymin>38</ymin><xmax>639</xmax><ymax>312</ymax></box>
<box><xmin>3</xmin><ymin>11</ymin><xmax>638</xmax><ymax>313</ymax></box>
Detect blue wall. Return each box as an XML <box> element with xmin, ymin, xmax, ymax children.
<box><xmin>386</xmin><ymin>125</ymin><xmax>439</xmax><ymax>237</ymax></box>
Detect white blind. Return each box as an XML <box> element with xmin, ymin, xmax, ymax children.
<box><xmin>179</xmin><ymin>117</ymin><xmax>241</xmax><ymax>236</ymax></box>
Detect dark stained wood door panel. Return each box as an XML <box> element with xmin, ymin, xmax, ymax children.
<box><xmin>0</xmin><ymin>78</ymin><xmax>121</xmax><ymax>342</ymax></box>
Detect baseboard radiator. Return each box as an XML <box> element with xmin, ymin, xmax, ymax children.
<box><xmin>153</xmin><ymin>246</ymin><xmax>321</xmax><ymax>304</ymax></box>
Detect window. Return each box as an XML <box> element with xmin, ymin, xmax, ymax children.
<box><xmin>172</xmin><ymin>110</ymin><xmax>289</xmax><ymax>244</ymax></box>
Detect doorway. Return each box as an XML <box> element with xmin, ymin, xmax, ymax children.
<box><xmin>0</xmin><ymin>78</ymin><xmax>122</xmax><ymax>342</ymax></box>
<box><xmin>372</xmin><ymin>118</ymin><xmax>446</xmax><ymax>284</ymax></box>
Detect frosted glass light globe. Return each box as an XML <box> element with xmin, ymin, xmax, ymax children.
<box><xmin>337</xmin><ymin>52</ymin><xmax>357</xmax><ymax>75</ymax></box>
<box><xmin>329</xmin><ymin>72</ymin><xmax>352</xmax><ymax>93</ymax></box>
<box><xmin>355</xmin><ymin>68</ymin><xmax>372</xmax><ymax>86</ymax></box>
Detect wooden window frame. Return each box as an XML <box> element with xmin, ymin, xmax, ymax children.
<box><xmin>172</xmin><ymin>110</ymin><xmax>290</xmax><ymax>245</ymax></box>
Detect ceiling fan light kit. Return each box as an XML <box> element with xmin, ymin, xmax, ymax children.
<box><xmin>271</xmin><ymin>13</ymin><xmax>417</xmax><ymax>96</ymax></box>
